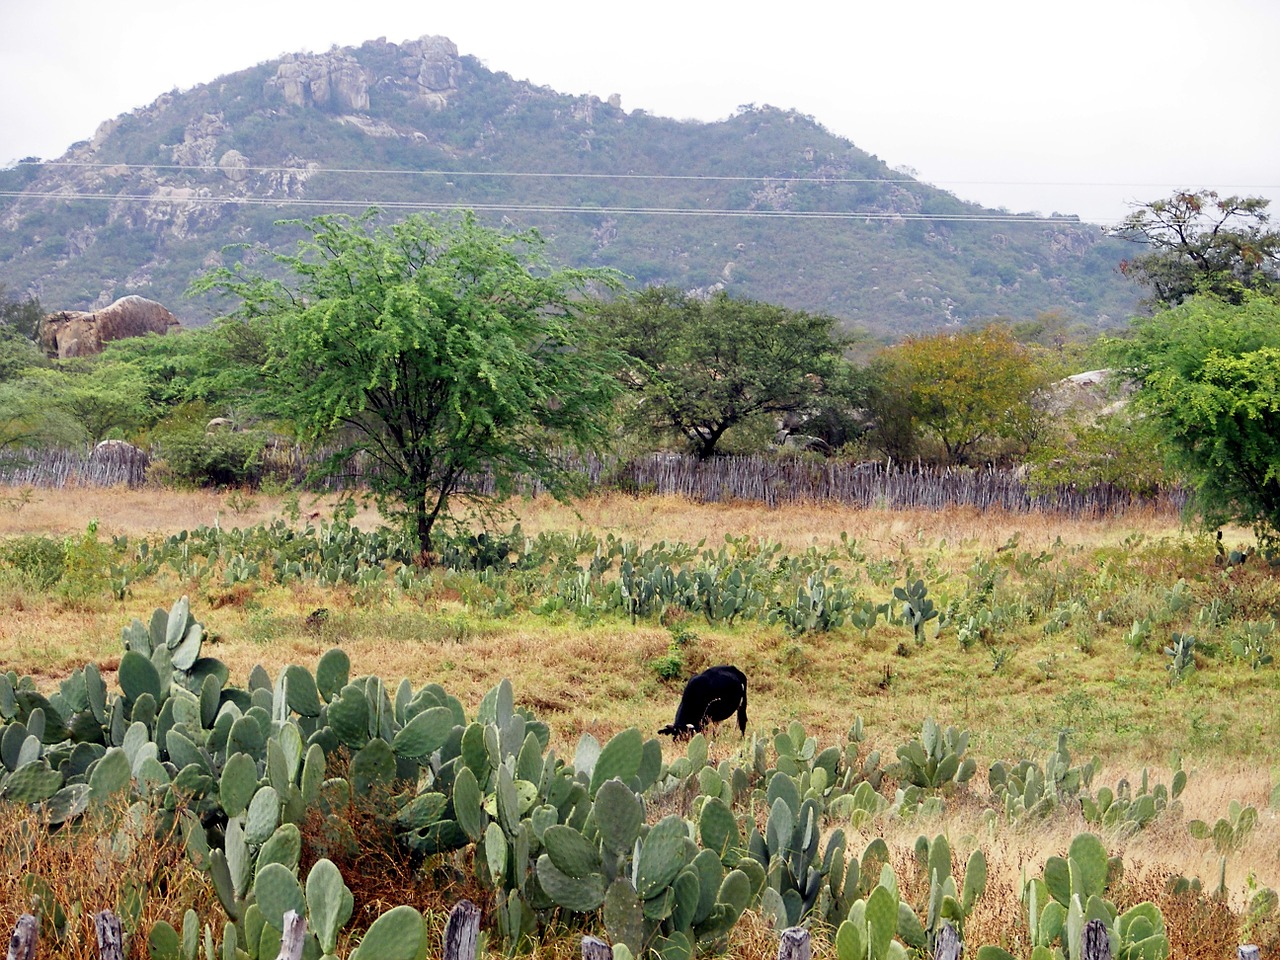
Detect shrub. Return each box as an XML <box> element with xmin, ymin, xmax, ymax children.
<box><xmin>0</xmin><ymin>535</ymin><xmax>66</xmax><ymax>588</ymax></box>
<box><xmin>155</xmin><ymin>428</ymin><xmax>268</xmax><ymax>487</ymax></box>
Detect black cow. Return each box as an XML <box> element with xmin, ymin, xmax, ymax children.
<box><xmin>658</xmin><ymin>665</ymin><xmax>748</xmax><ymax>739</ymax></box>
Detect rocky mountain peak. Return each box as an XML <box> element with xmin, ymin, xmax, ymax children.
<box><xmin>270</xmin><ymin>50</ymin><xmax>371</xmax><ymax>112</ymax></box>
<box><xmin>400</xmin><ymin>35</ymin><xmax>462</xmax><ymax>93</ymax></box>
<box><xmin>0</xmin><ymin>34</ymin><xmax>1139</xmax><ymax>332</ymax></box>
<box><xmin>267</xmin><ymin>35</ymin><xmax>462</xmax><ymax>114</ymax></box>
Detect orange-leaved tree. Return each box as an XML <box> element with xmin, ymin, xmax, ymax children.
<box><xmin>869</xmin><ymin>325</ymin><xmax>1054</xmax><ymax>466</ymax></box>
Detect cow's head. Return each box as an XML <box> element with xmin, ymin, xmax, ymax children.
<box><xmin>657</xmin><ymin>722</ymin><xmax>698</xmax><ymax>740</ymax></box>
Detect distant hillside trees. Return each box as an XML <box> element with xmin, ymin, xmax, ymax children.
<box><xmin>193</xmin><ymin>211</ymin><xmax>623</xmax><ymax>560</ymax></box>
<box><xmin>22</xmin><ymin>363</ymin><xmax>153</xmax><ymax>446</ymax></box>
<box><xmin>1112</xmin><ymin>191</ymin><xmax>1280</xmax><ymax>308</ymax></box>
<box><xmin>601</xmin><ymin>288</ymin><xmax>855</xmax><ymax>459</ymax></box>
<box><xmin>0</xmin><ymin>285</ymin><xmax>53</xmax><ymax>460</ymax></box>
<box><xmin>0</xmin><ymin>285</ymin><xmax>43</xmax><ymax>383</ymax></box>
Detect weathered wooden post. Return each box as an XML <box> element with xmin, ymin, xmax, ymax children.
<box><xmin>6</xmin><ymin>915</ymin><xmax>37</xmax><ymax>960</ymax></box>
<box><xmin>777</xmin><ymin>926</ymin><xmax>812</xmax><ymax>960</ymax></box>
<box><xmin>95</xmin><ymin>910</ymin><xmax>124</xmax><ymax>960</ymax></box>
<box><xmin>935</xmin><ymin>920</ymin><xmax>963</xmax><ymax>960</ymax></box>
<box><xmin>276</xmin><ymin>909</ymin><xmax>306</xmax><ymax>960</ymax></box>
<box><xmin>443</xmin><ymin>900</ymin><xmax>481</xmax><ymax>960</ymax></box>
<box><xmin>1238</xmin><ymin>946</ymin><xmax>1261</xmax><ymax>960</ymax></box>
<box><xmin>92</xmin><ymin>911</ymin><xmax>124</xmax><ymax>960</ymax></box>
<box><xmin>581</xmin><ymin>935</ymin><xmax>613</xmax><ymax>959</ymax></box>
<box><xmin>1082</xmin><ymin>918</ymin><xmax>1111</xmax><ymax>960</ymax></box>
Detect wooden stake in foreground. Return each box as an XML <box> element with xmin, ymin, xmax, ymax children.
<box><xmin>6</xmin><ymin>914</ymin><xmax>36</xmax><ymax>960</ymax></box>
<box><xmin>444</xmin><ymin>900</ymin><xmax>481</xmax><ymax>960</ymax></box>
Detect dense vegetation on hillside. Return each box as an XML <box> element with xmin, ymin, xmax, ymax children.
<box><xmin>0</xmin><ymin>36</ymin><xmax>1139</xmax><ymax>332</ymax></box>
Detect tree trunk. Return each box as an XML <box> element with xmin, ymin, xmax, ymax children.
<box><xmin>411</xmin><ymin>483</ymin><xmax>435</xmax><ymax>565</ymax></box>
<box><xmin>694</xmin><ymin>429</ymin><xmax>727</xmax><ymax>460</ymax></box>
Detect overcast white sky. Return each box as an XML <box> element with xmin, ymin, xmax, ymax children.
<box><xmin>2</xmin><ymin>0</ymin><xmax>1277</xmax><ymax>225</ymax></box>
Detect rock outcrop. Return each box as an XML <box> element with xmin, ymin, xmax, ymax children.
<box><xmin>88</xmin><ymin>439</ymin><xmax>150</xmax><ymax>486</ymax></box>
<box><xmin>270</xmin><ymin>51</ymin><xmax>371</xmax><ymax>111</ymax></box>
<box><xmin>268</xmin><ymin>37</ymin><xmax>462</xmax><ymax>115</ymax></box>
<box><xmin>40</xmin><ymin>295</ymin><xmax>180</xmax><ymax>359</ymax></box>
<box><xmin>171</xmin><ymin>113</ymin><xmax>229</xmax><ymax>167</ymax></box>
<box><xmin>1043</xmin><ymin>369</ymin><xmax>1131</xmax><ymax>418</ymax></box>
<box><xmin>398</xmin><ymin>35</ymin><xmax>462</xmax><ymax>105</ymax></box>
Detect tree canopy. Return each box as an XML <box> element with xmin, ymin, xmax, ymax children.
<box><xmin>0</xmin><ymin>284</ymin><xmax>43</xmax><ymax>383</ymax></box>
<box><xmin>601</xmin><ymin>287</ymin><xmax>853</xmax><ymax>459</ymax></box>
<box><xmin>195</xmin><ymin>211</ymin><xmax>623</xmax><ymax>559</ymax></box>
<box><xmin>1112</xmin><ymin>191</ymin><xmax>1280</xmax><ymax>308</ymax></box>
<box><xmin>1108</xmin><ymin>294</ymin><xmax>1280</xmax><ymax>544</ymax></box>
<box><xmin>866</xmin><ymin>325</ymin><xmax>1054</xmax><ymax>466</ymax></box>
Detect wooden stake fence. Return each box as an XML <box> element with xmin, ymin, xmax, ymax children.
<box><xmin>2</xmin><ymin>900</ymin><xmax>484</xmax><ymax>960</ymax></box>
<box><xmin>0</xmin><ymin>445</ymin><xmax>1183</xmax><ymax>518</ymax></box>
<box><xmin>3</xmin><ymin>902</ymin><xmax>1262</xmax><ymax>958</ymax></box>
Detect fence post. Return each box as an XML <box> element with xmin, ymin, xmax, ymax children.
<box><xmin>1082</xmin><ymin>919</ymin><xmax>1111</xmax><ymax>960</ymax></box>
<box><xmin>777</xmin><ymin>926</ymin><xmax>812</xmax><ymax>960</ymax></box>
<box><xmin>581</xmin><ymin>935</ymin><xmax>613</xmax><ymax>959</ymax></box>
<box><xmin>1239</xmin><ymin>947</ymin><xmax>1260</xmax><ymax>960</ymax></box>
<box><xmin>935</xmin><ymin>920</ymin><xmax>963</xmax><ymax>960</ymax></box>
<box><xmin>443</xmin><ymin>900</ymin><xmax>481</xmax><ymax>960</ymax></box>
<box><xmin>275</xmin><ymin>909</ymin><xmax>306</xmax><ymax>960</ymax></box>
<box><xmin>95</xmin><ymin>910</ymin><xmax>124</xmax><ymax>960</ymax></box>
<box><xmin>6</xmin><ymin>915</ymin><xmax>36</xmax><ymax>960</ymax></box>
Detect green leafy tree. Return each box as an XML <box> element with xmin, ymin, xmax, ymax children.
<box><xmin>22</xmin><ymin>362</ymin><xmax>155</xmax><ymax>445</ymax></box>
<box><xmin>1111</xmin><ymin>191</ymin><xmax>1280</xmax><ymax>308</ymax></box>
<box><xmin>602</xmin><ymin>287</ymin><xmax>852</xmax><ymax>459</ymax></box>
<box><xmin>1108</xmin><ymin>293</ymin><xmax>1280</xmax><ymax>544</ymax></box>
<box><xmin>869</xmin><ymin>325</ymin><xmax>1054</xmax><ymax>465</ymax></box>
<box><xmin>0</xmin><ymin>284</ymin><xmax>44</xmax><ymax>383</ymax></box>
<box><xmin>97</xmin><ymin>327</ymin><xmax>232</xmax><ymax>411</ymax></box>
<box><xmin>860</xmin><ymin>354</ymin><xmax>920</xmax><ymax>462</ymax></box>
<box><xmin>0</xmin><ymin>283</ymin><xmax>42</xmax><ymax>342</ymax></box>
<box><xmin>194</xmin><ymin>211</ymin><xmax>622</xmax><ymax>559</ymax></box>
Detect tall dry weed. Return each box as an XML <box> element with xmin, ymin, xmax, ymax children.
<box><xmin>0</xmin><ymin>800</ymin><xmax>210</xmax><ymax>960</ymax></box>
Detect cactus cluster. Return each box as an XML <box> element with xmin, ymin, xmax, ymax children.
<box><xmin>979</xmin><ymin>832</ymin><xmax>1168</xmax><ymax>960</ymax></box>
<box><xmin>1188</xmin><ymin>798</ymin><xmax>1259</xmax><ymax>897</ymax></box>
<box><xmin>894</xmin><ymin>578</ymin><xmax>939</xmax><ymax>645</ymax></box>
<box><xmin>0</xmin><ymin>594</ymin><xmax>1246</xmax><ymax>960</ymax></box>
<box><xmin>1083</xmin><ymin>761</ymin><xmax>1187</xmax><ymax>836</ymax></box>
<box><xmin>906</xmin><ymin>834</ymin><xmax>987</xmax><ymax>949</ymax></box>
<box><xmin>895</xmin><ymin>719</ymin><xmax>977</xmax><ymax>790</ymax></box>
<box><xmin>989</xmin><ymin>732</ymin><xmax>1099</xmax><ymax>822</ymax></box>
<box><xmin>771</xmin><ymin>571</ymin><xmax>858</xmax><ymax>635</ymax></box>
<box><xmin>84</xmin><ymin>519</ymin><xmax>917</xmax><ymax>636</ymax></box>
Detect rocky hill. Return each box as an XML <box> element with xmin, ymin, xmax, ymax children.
<box><xmin>0</xmin><ymin>36</ymin><xmax>1140</xmax><ymax>335</ymax></box>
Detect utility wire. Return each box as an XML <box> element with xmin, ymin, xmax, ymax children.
<box><xmin>0</xmin><ymin>189</ymin><xmax>1104</xmax><ymax>224</ymax></box>
<box><xmin>14</xmin><ymin>160</ymin><xmax>1280</xmax><ymax>192</ymax></box>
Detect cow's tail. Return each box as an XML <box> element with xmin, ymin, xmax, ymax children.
<box><xmin>737</xmin><ymin>683</ymin><xmax>748</xmax><ymax>736</ymax></box>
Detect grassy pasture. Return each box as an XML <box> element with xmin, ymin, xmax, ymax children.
<box><xmin>1</xmin><ymin>484</ymin><xmax>1279</xmax><ymax>958</ymax></box>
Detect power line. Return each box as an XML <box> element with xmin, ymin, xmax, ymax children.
<box><xmin>17</xmin><ymin>160</ymin><xmax>932</xmax><ymax>184</ymax></box>
<box><xmin>0</xmin><ymin>189</ymin><xmax>1106</xmax><ymax>225</ymax></box>
<box><xmin>14</xmin><ymin>160</ymin><xmax>1280</xmax><ymax>192</ymax></box>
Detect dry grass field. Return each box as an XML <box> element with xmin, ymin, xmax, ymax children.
<box><xmin>2</xmin><ymin>484</ymin><xmax>1279</xmax><ymax>958</ymax></box>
